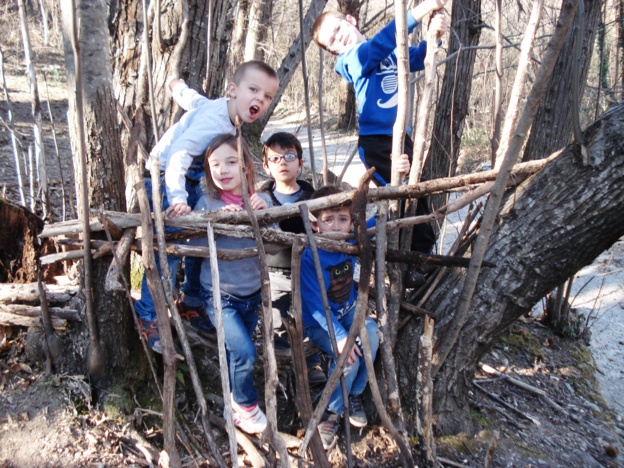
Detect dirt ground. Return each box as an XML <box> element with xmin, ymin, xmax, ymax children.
<box><xmin>1</xmin><ymin>9</ymin><xmax>624</xmax><ymax>468</ymax></box>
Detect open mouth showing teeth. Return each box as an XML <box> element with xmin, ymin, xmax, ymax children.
<box><xmin>249</xmin><ymin>105</ymin><xmax>259</xmax><ymax>116</ymax></box>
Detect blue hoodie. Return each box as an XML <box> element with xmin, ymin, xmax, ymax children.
<box><xmin>335</xmin><ymin>12</ymin><xmax>427</xmax><ymax>136</ymax></box>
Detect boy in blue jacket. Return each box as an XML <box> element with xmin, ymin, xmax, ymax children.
<box><xmin>298</xmin><ymin>179</ymin><xmax>405</xmax><ymax>450</ymax></box>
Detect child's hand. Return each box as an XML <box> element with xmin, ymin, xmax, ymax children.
<box><xmin>337</xmin><ymin>337</ymin><xmax>362</xmax><ymax>366</ymax></box>
<box><xmin>220</xmin><ymin>204</ymin><xmax>243</xmax><ymax>212</ymax></box>
<box><xmin>394</xmin><ymin>153</ymin><xmax>411</xmax><ymax>175</ymax></box>
<box><xmin>429</xmin><ymin>12</ymin><xmax>449</xmax><ymax>38</ymax></box>
<box><xmin>167</xmin><ymin>202</ymin><xmax>191</xmax><ymax>218</ymax></box>
<box><xmin>249</xmin><ymin>193</ymin><xmax>268</xmax><ymax>210</ymax></box>
<box><xmin>167</xmin><ymin>77</ymin><xmax>184</xmax><ymax>93</ymax></box>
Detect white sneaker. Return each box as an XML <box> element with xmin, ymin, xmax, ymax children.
<box><xmin>231</xmin><ymin>399</ymin><xmax>267</xmax><ymax>434</ymax></box>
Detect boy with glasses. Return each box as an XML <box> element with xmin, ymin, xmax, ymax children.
<box><xmin>260</xmin><ymin>132</ymin><xmax>326</xmax><ymax>386</ymax></box>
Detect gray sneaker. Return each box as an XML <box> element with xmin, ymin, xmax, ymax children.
<box><xmin>317</xmin><ymin>412</ymin><xmax>340</xmax><ymax>450</ymax></box>
<box><xmin>348</xmin><ymin>394</ymin><xmax>368</xmax><ymax>427</ymax></box>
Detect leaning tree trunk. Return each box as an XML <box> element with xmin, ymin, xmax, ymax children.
<box><xmin>522</xmin><ymin>0</ymin><xmax>601</xmax><ymax>162</ymax></box>
<box><xmin>423</xmin><ymin>0</ymin><xmax>483</xmax><ymax>209</ymax></box>
<box><xmin>60</xmin><ymin>0</ymin><xmax>136</xmax><ymax>385</ymax></box>
<box><xmin>396</xmin><ymin>103</ymin><xmax>624</xmax><ymax>435</ymax></box>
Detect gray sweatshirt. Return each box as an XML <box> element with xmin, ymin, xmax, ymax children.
<box><xmin>193</xmin><ymin>193</ymin><xmax>272</xmax><ymax>297</ymax></box>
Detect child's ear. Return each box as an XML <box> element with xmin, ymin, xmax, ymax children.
<box><xmin>310</xmin><ymin>220</ymin><xmax>319</xmax><ymax>232</ymax></box>
<box><xmin>298</xmin><ymin>158</ymin><xmax>304</xmax><ymax>168</ymax></box>
<box><xmin>227</xmin><ymin>82</ymin><xmax>237</xmax><ymax>98</ymax></box>
<box><xmin>263</xmin><ymin>162</ymin><xmax>271</xmax><ymax>175</ymax></box>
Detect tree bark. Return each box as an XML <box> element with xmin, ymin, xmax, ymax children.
<box><xmin>424</xmin><ymin>0</ymin><xmax>483</xmax><ymax>209</ymax></box>
<box><xmin>522</xmin><ymin>0</ymin><xmax>601</xmax><ymax>161</ymax></box>
<box><xmin>61</xmin><ymin>0</ymin><xmax>137</xmax><ymax>386</ymax></box>
<box><xmin>110</xmin><ymin>0</ymin><xmax>234</xmax><ymax>149</ymax></box>
<box><xmin>397</xmin><ymin>103</ymin><xmax>624</xmax><ymax>435</ymax></box>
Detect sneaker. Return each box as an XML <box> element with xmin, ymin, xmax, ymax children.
<box><xmin>136</xmin><ymin>316</ymin><xmax>162</xmax><ymax>354</ymax></box>
<box><xmin>348</xmin><ymin>394</ymin><xmax>367</xmax><ymax>427</ymax></box>
<box><xmin>317</xmin><ymin>412</ymin><xmax>340</xmax><ymax>450</ymax></box>
<box><xmin>176</xmin><ymin>298</ymin><xmax>214</xmax><ymax>334</ymax></box>
<box><xmin>231</xmin><ymin>399</ymin><xmax>267</xmax><ymax>434</ymax></box>
<box><xmin>308</xmin><ymin>365</ymin><xmax>327</xmax><ymax>385</ymax></box>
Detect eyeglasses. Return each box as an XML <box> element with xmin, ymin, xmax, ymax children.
<box><xmin>267</xmin><ymin>153</ymin><xmax>298</xmax><ymax>164</ymax></box>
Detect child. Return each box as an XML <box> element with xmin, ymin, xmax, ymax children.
<box><xmin>311</xmin><ymin>2</ymin><xmax>447</xmax><ymax>275</ymax></box>
<box><xmin>134</xmin><ymin>61</ymin><xmax>279</xmax><ymax>352</ymax></box>
<box><xmin>193</xmin><ymin>133</ymin><xmax>272</xmax><ymax>434</ymax></box>
<box><xmin>259</xmin><ymin>132</ymin><xmax>325</xmax><ymax>385</ymax></box>
<box><xmin>299</xmin><ymin>185</ymin><xmax>386</xmax><ymax>450</ymax></box>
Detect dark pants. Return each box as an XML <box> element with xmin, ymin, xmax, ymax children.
<box><xmin>358</xmin><ymin>134</ymin><xmax>436</xmax><ymax>254</ymax></box>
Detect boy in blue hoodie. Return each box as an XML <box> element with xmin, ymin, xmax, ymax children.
<box><xmin>311</xmin><ymin>1</ymin><xmax>447</xmax><ymax>277</ymax></box>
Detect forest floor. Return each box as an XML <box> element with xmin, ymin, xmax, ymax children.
<box><xmin>1</xmin><ymin>16</ymin><xmax>624</xmax><ymax>468</ymax></box>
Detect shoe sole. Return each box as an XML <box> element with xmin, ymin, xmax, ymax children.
<box><xmin>321</xmin><ymin>435</ymin><xmax>338</xmax><ymax>451</ymax></box>
<box><xmin>348</xmin><ymin>417</ymin><xmax>367</xmax><ymax>428</ymax></box>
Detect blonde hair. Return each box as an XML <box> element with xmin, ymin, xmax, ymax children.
<box><xmin>312</xmin><ymin>11</ymin><xmax>347</xmax><ymax>51</ymax></box>
<box><xmin>204</xmin><ymin>134</ymin><xmax>256</xmax><ymax>199</ymax></box>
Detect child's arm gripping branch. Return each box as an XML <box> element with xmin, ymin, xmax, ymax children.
<box><xmin>394</xmin><ymin>153</ymin><xmax>411</xmax><ymax>175</ymax></box>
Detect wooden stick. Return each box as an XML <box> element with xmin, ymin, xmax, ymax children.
<box><xmin>472</xmin><ymin>380</ymin><xmax>541</xmax><ymax>425</ymax></box>
<box><xmin>354</xmin><ymin>174</ymin><xmax>413</xmax><ymax>466</ymax></box>
<box><xmin>104</xmin><ymin>228</ymin><xmax>136</xmax><ymax>291</ymax></box>
<box><xmin>0</xmin><ymin>304</ymin><xmax>79</xmax><ymax>322</ymax></box>
<box><xmin>133</xmin><ymin>134</ymin><xmax>180</xmax><ymax>465</ymax></box>
<box><xmin>0</xmin><ymin>283</ymin><xmax>78</xmax><ymax>305</ymax></box>
<box><xmin>38</xmin><ymin>156</ymin><xmax>554</xmax><ymax>239</ymax></box>
<box><xmin>416</xmin><ymin>315</ymin><xmax>436</xmax><ymax>464</ymax></box>
<box><xmin>206</xmin><ymin>221</ymin><xmax>239</xmax><ymax>467</ymax></box>
<box><xmin>0</xmin><ymin>311</ymin><xmax>67</xmax><ymax>330</ymax></box>
<box><xmin>298</xmin><ymin>0</ymin><xmax>317</xmax><ymax>188</ymax></box>
<box><xmin>285</xmin><ymin>237</ymin><xmax>329</xmax><ymax>466</ymax></box>
<box><xmin>67</xmin><ymin>0</ymin><xmax>105</xmax><ymax>377</ymax></box>
<box><xmin>480</xmin><ymin>364</ymin><xmax>567</xmax><ymax>414</ymax></box>
<box><xmin>297</xmin><ymin>203</ymin><xmax>352</xmax><ymax>463</ymax></box>
<box><xmin>0</xmin><ymin>46</ymin><xmax>26</xmax><ymax>206</ymax></box>
<box><xmin>236</xmin><ymin>123</ymin><xmax>288</xmax><ymax>464</ymax></box>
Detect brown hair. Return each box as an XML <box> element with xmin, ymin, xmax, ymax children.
<box><xmin>262</xmin><ymin>132</ymin><xmax>303</xmax><ymax>164</ymax></box>
<box><xmin>311</xmin><ymin>11</ymin><xmax>346</xmax><ymax>51</ymax></box>
<box><xmin>204</xmin><ymin>134</ymin><xmax>257</xmax><ymax>199</ymax></box>
<box><xmin>233</xmin><ymin>60</ymin><xmax>278</xmax><ymax>85</ymax></box>
<box><xmin>310</xmin><ymin>185</ymin><xmax>349</xmax><ymax>217</ymax></box>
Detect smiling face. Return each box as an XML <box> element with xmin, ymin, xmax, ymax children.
<box><xmin>313</xmin><ymin>207</ymin><xmax>353</xmax><ymax>234</ymax></box>
<box><xmin>207</xmin><ymin>142</ymin><xmax>243</xmax><ymax>195</ymax></box>
<box><xmin>316</xmin><ymin>14</ymin><xmax>365</xmax><ymax>55</ymax></box>
<box><xmin>228</xmin><ymin>67</ymin><xmax>279</xmax><ymax>123</ymax></box>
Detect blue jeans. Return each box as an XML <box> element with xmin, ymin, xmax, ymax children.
<box><xmin>204</xmin><ymin>290</ymin><xmax>261</xmax><ymax>406</ymax></box>
<box><xmin>134</xmin><ymin>173</ymin><xmax>204</xmax><ymax>321</ymax></box>
<box><xmin>304</xmin><ymin>306</ymin><xmax>379</xmax><ymax>416</ymax></box>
